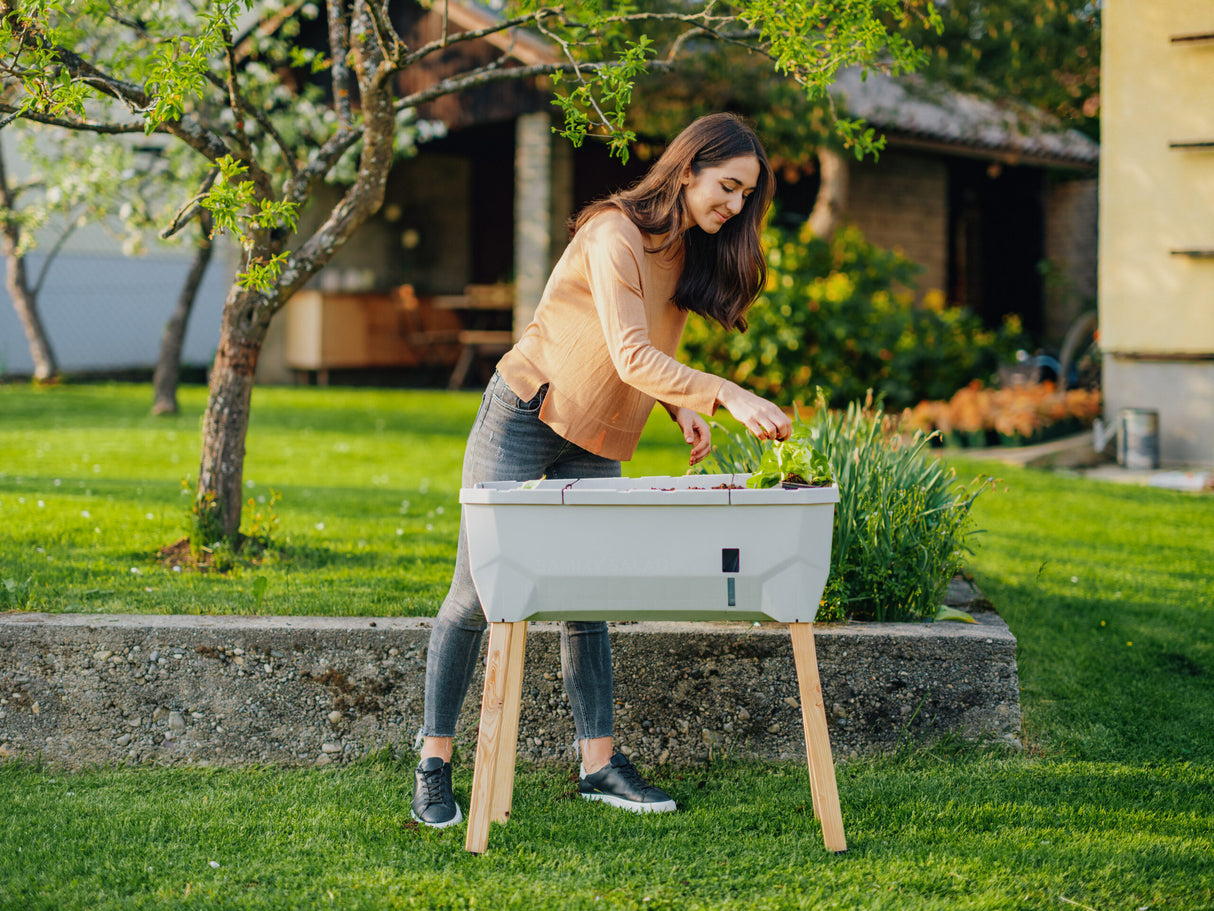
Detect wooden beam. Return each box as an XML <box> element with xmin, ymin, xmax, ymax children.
<box><xmin>465</xmin><ymin>621</ymin><xmax>519</xmax><ymax>854</ymax></box>
<box><xmin>789</xmin><ymin>622</ymin><xmax>847</xmax><ymax>854</ymax></box>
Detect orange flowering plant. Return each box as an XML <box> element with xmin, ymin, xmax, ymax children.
<box><xmin>904</xmin><ymin>380</ymin><xmax>1102</xmax><ymax>447</ymax></box>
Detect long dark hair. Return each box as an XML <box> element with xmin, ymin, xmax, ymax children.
<box><xmin>573</xmin><ymin>113</ymin><xmax>775</xmax><ymax>331</ymax></box>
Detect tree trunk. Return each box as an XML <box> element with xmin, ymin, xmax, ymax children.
<box><xmin>807</xmin><ymin>146</ymin><xmax>849</xmax><ymax>241</ymax></box>
<box><xmin>4</xmin><ymin>258</ymin><xmax>57</xmax><ymax>381</ymax></box>
<box><xmin>194</xmin><ymin>287</ymin><xmax>272</xmax><ymax>542</ymax></box>
<box><xmin>152</xmin><ymin>215</ymin><xmax>214</xmax><ymax>415</ymax></box>
<box><xmin>193</xmin><ymin>6</ymin><xmax>396</xmax><ymax>544</ymax></box>
<box><xmin>0</xmin><ymin>146</ymin><xmax>58</xmax><ymax>382</ymax></box>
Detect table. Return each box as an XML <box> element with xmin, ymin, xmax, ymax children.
<box><xmin>432</xmin><ymin>284</ymin><xmax>515</xmax><ymax>389</ymax></box>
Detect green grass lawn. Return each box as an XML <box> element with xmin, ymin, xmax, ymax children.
<box><xmin>0</xmin><ymin>383</ymin><xmax>699</xmax><ymax>616</ymax></box>
<box><xmin>2</xmin><ymin>382</ymin><xmax>1212</xmax><ymax>909</ymax></box>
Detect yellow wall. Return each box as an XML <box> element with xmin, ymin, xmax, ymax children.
<box><xmin>1100</xmin><ymin>0</ymin><xmax>1214</xmax><ymax>354</ymax></box>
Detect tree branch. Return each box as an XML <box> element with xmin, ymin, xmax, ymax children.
<box><xmin>393</xmin><ymin>55</ymin><xmax>671</xmax><ymax>114</ymax></box>
<box><xmin>161</xmin><ymin>169</ymin><xmax>219</xmax><ymax>241</ymax></box>
<box><xmin>217</xmin><ymin>29</ymin><xmax>275</xmax><ymax>205</ymax></box>
<box><xmin>328</xmin><ymin>0</ymin><xmax>353</xmax><ymax>126</ymax></box>
<box><xmin>365</xmin><ymin>0</ymin><xmax>406</xmax><ymax>70</ymax></box>
<box><xmin>279</xmin><ymin>4</ymin><xmax>396</xmax><ymax>304</ymax></box>
<box><xmin>283</xmin><ymin>125</ymin><xmax>362</xmax><ymax>214</ymax></box>
<box><xmin>398</xmin><ymin>5</ymin><xmax>566</xmax><ymax>70</ymax></box>
<box><xmin>2</xmin><ymin>11</ymin><xmax>149</xmax><ymax>110</ymax></box>
<box><xmin>223</xmin><ymin>32</ymin><xmax>255</xmax><ymax>164</ymax></box>
<box><xmin>1</xmin><ymin>17</ymin><xmax>235</xmax><ymax>164</ymax></box>
<box><xmin>0</xmin><ymin>104</ymin><xmax>149</xmax><ymax>134</ymax></box>
<box><xmin>196</xmin><ymin>66</ymin><xmax>300</xmax><ymax>179</ymax></box>
<box><xmin>30</xmin><ymin>207</ymin><xmax>78</xmax><ymax>297</ymax></box>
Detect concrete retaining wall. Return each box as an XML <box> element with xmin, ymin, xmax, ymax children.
<box><xmin>0</xmin><ymin>603</ymin><xmax>1020</xmax><ymax>769</ymax></box>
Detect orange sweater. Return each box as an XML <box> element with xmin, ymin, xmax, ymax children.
<box><xmin>496</xmin><ymin>208</ymin><xmax>725</xmax><ymax>461</ymax></box>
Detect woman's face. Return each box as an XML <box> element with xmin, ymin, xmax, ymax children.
<box><xmin>680</xmin><ymin>155</ymin><xmax>761</xmax><ymax>234</ymax></box>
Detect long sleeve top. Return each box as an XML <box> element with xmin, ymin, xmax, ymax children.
<box><xmin>496</xmin><ymin>208</ymin><xmax>725</xmax><ymax>461</ymax></box>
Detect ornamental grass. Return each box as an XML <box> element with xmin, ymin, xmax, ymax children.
<box><xmin>703</xmin><ymin>394</ymin><xmax>984</xmax><ymax>622</ymax></box>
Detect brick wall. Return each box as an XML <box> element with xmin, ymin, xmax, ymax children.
<box><xmin>847</xmin><ymin>150</ymin><xmax>949</xmax><ymax>297</ymax></box>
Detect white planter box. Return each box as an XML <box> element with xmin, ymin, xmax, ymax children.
<box><xmin>461</xmin><ymin>473</ymin><xmax>838</xmax><ymax>623</ymax></box>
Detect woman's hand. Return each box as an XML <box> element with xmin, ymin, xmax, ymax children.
<box><xmin>716</xmin><ymin>381</ymin><xmax>791</xmax><ymax>442</ymax></box>
<box><xmin>672</xmin><ymin>407</ymin><xmax>712</xmax><ymax>466</ymax></box>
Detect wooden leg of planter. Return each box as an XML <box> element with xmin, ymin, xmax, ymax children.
<box><xmin>491</xmin><ymin>621</ymin><xmax>527</xmax><ymax>823</ymax></box>
<box><xmin>465</xmin><ymin>621</ymin><xmax>517</xmax><ymax>854</ymax></box>
<box><xmin>789</xmin><ymin>622</ymin><xmax>847</xmax><ymax>854</ymax></box>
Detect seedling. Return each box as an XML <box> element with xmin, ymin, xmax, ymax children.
<box><xmin>746</xmin><ymin>429</ymin><xmax>834</xmax><ymax>489</ymax></box>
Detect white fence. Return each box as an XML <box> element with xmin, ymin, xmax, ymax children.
<box><xmin>0</xmin><ymin>252</ymin><xmax>228</xmax><ymax>377</ymax></box>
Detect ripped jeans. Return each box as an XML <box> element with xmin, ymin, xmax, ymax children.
<box><xmin>419</xmin><ymin>371</ymin><xmax>621</xmax><ymax>743</ymax></box>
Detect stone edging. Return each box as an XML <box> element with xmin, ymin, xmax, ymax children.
<box><xmin>0</xmin><ymin>607</ymin><xmax>1020</xmax><ymax>769</ymax></box>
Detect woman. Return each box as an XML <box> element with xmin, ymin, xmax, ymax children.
<box><xmin>412</xmin><ymin>112</ymin><xmax>791</xmax><ymax>828</ymax></box>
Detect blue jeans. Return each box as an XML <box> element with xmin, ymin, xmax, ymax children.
<box><xmin>421</xmin><ymin>372</ymin><xmax>621</xmax><ymax>742</ymax></box>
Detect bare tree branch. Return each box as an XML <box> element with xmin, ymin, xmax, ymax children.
<box><xmin>224</xmin><ymin>32</ymin><xmax>255</xmax><ymax>165</ymax></box>
<box><xmin>328</xmin><ymin>0</ymin><xmax>353</xmax><ymax>126</ymax></box>
<box><xmin>29</xmin><ymin>205</ymin><xmax>78</xmax><ymax>297</ymax></box>
<box><xmin>0</xmin><ymin>104</ymin><xmax>148</xmax><ymax>133</ymax></box>
<box><xmin>283</xmin><ymin>125</ymin><xmax>362</xmax><ymax>213</ymax></box>
<box><xmin>161</xmin><ymin>168</ymin><xmax>219</xmax><ymax>241</ymax></box>
<box><xmin>393</xmin><ymin>55</ymin><xmax>671</xmax><ymax>113</ymax></box>
<box><xmin>365</xmin><ymin>0</ymin><xmax>406</xmax><ymax>70</ymax></box>
<box><xmin>399</xmin><ymin>5</ymin><xmax>567</xmax><ymax>70</ymax></box>
<box><xmin>196</xmin><ymin>66</ymin><xmax>301</xmax><ymax>179</ymax></box>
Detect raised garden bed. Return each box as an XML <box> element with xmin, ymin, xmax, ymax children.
<box><xmin>461</xmin><ymin>473</ymin><xmax>838</xmax><ymax>623</ymax></box>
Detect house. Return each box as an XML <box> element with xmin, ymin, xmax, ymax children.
<box><xmin>267</xmin><ymin>0</ymin><xmax>1100</xmax><ymax>388</ymax></box>
<box><xmin>773</xmin><ymin>66</ymin><xmax>1098</xmax><ymax>343</ymax></box>
<box><xmin>1100</xmin><ymin>2</ymin><xmax>1214</xmax><ymax>467</ymax></box>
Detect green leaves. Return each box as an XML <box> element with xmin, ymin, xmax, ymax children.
<box><xmin>896</xmin><ymin>0</ymin><xmax>1101</xmax><ymax>138</ymax></box>
<box><xmin>746</xmin><ymin>428</ymin><xmax>834</xmax><ymax>488</ymax></box>
<box><xmin>201</xmin><ymin>156</ymin><xmax>298</xmax><ymax>290</ymax></box>
<box><xmin>552</xmin><ymin>35</ymin><xmax>653</xmax><ymax>164</ymax></box>
<box><xmin>680</xmin><ymin>221</ymin><xmax>1025</xmax><ymax>411</ymax></box>
<box><xmin>934</xmin><ymin>605</ymin><xmax>977</xmax><ymax>623</ymax></box>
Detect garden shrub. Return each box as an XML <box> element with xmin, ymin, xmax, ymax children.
<box><xmin>703</xmin><ymin>395</ymin><xmax>987</xmax><ymax>622</ymax></box>
<box><xmin>680</xmin><ymin>221</ymin><xmax>1025</xmax><ymax>411</ymax></box>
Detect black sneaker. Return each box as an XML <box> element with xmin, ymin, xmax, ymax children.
<box><xmin>411</xmin><ymin>757</ymin><xmax>463</xmax><ymax>828</ymax></box>
<box><xmin>578</xmin><ymin>753</ymin><xmax>677</xmax><ymax>813</ymax></box>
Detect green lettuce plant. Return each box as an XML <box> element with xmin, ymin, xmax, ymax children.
<box><xmin>746</xmin><ymin>428</ymin><xmax>834</xmax><ymax>488</ymax></box>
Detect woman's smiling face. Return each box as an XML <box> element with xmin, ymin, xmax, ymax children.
<box><xmin>680</xmin><ymin>155</ymin><xmax>761</xmax><ymax>234</ymax></box>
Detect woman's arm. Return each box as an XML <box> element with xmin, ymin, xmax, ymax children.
<box><xmin>583</xmin><ymin>212</ymin><xmax>788</xmax><ymax>444</ymax></box>
<box><xmin>715</xmin><ymin>380</ymin><xmax>791</xmax><ymax>442</ymax></box>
